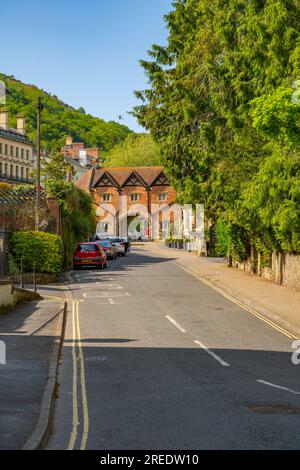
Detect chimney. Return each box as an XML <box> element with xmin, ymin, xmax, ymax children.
<box><xmin>0</xmin><ymin>107</ymin><xmax>8</xmax><ymax>130</ymax></box>
<box><xmin>17</xmin><ymin>113</ymin><xmax>26</xmax><ymax>135</ymax></box>
<box><xmin>66</xmin><ymin>136</ymin><xmax>73</xmax><ymax>146</ymax></box>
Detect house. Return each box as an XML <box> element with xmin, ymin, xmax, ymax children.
<box><xmin>61</xmin><ymin>136</ymin><xmax>100</xmax><ymax>167</ymax></box>
<box><xmin>76</xmin><ymin>166</ymin><xmax>177</xmax><ymax>240</ymax></box>
<box><xmin>0</xmin><ymin>108</ymin><xmax>33</xmax><ymax>185</ymax></box>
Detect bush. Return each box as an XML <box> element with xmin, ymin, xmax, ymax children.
<box><xmin>10</xmin><ymin>231</ymin><xmax>63</xmax><ymax>274</ymax></box>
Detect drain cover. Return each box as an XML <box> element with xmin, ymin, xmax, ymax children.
<box><xmin>247</xmin><ymin>403</ymin><xmax>300</xmax><ymax>415</ymax></box>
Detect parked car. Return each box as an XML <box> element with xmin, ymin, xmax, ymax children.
<box><xmin>109</xmin><ymin>238</ymin><xmax>126</xmax><ymax>256</ymax></box>
<box><xmin>96</xmin><ymin>240</ymin><xmax>117</xmax><ymax>260</ymax></box>
<box><xmin>73</xmin><ymin>242</ymin><xmax>107</xmax><ymax>269</ymax></box>
<box><xmin>120</xmin><ymin>236</ymin><xmax>131</xmax><ymax>253</ymax></box>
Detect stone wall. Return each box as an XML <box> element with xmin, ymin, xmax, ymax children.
<box><xmin>282</xmin><ymin>253</ymin><xmax>300</xmax><ymax>291</ymax></box>
<box><xmin>233</xmin><ymin>251</ymin><xmax>300</xmax><ymax>292</ymax></box>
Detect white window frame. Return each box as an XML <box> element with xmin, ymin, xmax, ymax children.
<box><xmin>158</xmin><ymin>193</ymin><xmax>167</xmax><ymax>202</ymax></box>
<box><xmin>103</xmin><ymin>194</ymin><xmax>112</xmax><ymax>202</ymax></box>
<box><xmin>131</xmin><ymin>193</ymin><xmax>139</xmax><ymax>202</ymax></box>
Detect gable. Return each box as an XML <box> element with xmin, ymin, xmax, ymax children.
<box><xmin>94</xmin><ymin>172</ymin><xmax>119</xmax><ymax>189</ymax></box>
<box><xmin>121</xmin><ymin>171</ymin><xmax>148</xmax><ymax>188</ymax></box>
<box><xmin>151</xmin><ymin>171</ymin><xmax>170</xmax><ymax>186</ymax></box>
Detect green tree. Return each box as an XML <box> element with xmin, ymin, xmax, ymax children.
<box><xmin>42</xmin><ymin>153</ymin><xmax>72</xmax><ymax>202</ymax></box>
<box><xmin>105</xmin><ymin>133</ymin><xmax>161</xmax><ymax>167</ymax></box>
<box><xmin>134</xmin><ymin>0</ymin><xmax>300</xmax><ymax>256</ymax></box>
<box><xmin>1</xmin><ymin>73</ymin><xmax>133</xmax><ymax>152</ymax></box>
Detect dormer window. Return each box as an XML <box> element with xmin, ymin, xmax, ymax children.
<box><xmin>103</xmin><ymin>194</ymin><xmax>112</xmax><ymax>202</ymax></box>
<box><xmin>131</xmin><ymin>193</ymin><xmax>139</xmax><ymax>202</ymax></box>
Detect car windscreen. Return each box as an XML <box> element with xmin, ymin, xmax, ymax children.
<box><xmin>111</xmin><ymin>239</ymin><xmax>121</xmax><ymax>243</ymax></box>
<box><xmin>99</xmin><ymin>241</ymin><xmax>112</xmax><ymax>247</ymax></box>
<box><xmin>78</xmin><ymin>244</ymin><xmax>98</xmax><ymax>252</ymax></box>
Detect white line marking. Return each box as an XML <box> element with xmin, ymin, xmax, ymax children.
<box><xmin>82</xmin><ymin>293</ymin><xmax>87</xmax><ymax>298</ymax></box>
<box><xmin>257</xmin><ymin>380</ymin><xmax>300</xmax><ymax>395</ymax></box>
<box><xmin>108</xmin><ymin>298</ymin><xmax>115</xmax><ymax>305</ymax></box>
<box><xmin>97</xmin><ymin>284</ymin><xmax>123</xmax><ymax>290</ymax></box>
<box><xmin>194</xmin><ymin>340</ymin><xmax>230</xmax><ymax>367</ymax></box>
<box><xmin>177</xmin><ymin>264</ymin><xmax>298</xmax><ymax>340</ymax></box>
<box><xmin>84</xmin><ymin>292</ymin><xmax>130</xmax><ymax>298</ymax></box>
<box><xmin>165</xmin><ymin>315</ymin><xmax>186</xmax><ymax>333</ymax></box>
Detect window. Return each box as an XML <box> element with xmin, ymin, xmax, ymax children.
<box><xmin>159</xmin><ymin>193</ymin><xmax>167</xmax><ymax>202</ymax></box>
<box><xmin>131</xmin><ymin>193</ymin><xmax>139</xmax><ymax>202</ymax></box>
<box><xmin>10</xmin><ymin>164</ymin><xmax>13</xmax><ymax>177</ymax></box>
<box><xmin>0</xmin><ymin>143</ymin><xmax>2</xmax><ymax>154</ymax></box>
<box><xmin>21</xmin><ymin>167</ymin><xmax>24</xmax><ymax>179</ymax></box>
<box><xmin>5</xmin><ymin>144</ymin><xmax>8</xmax><ymax>155</ymax></box>
<box><xmin>16</xmin><ymin>147</ymin><xmax>19</xmax><ymax>158</ymax></box>
<box><xmin>10</xmin><ymin>146</ymin><xmax>13</xmax><ymax>156</ymax></box>
<box><xmin>78</xmin><ymin>244</ymin><xmax>99</xmax><ymax>253</ymax></box>
<box><xmin>26</xmin><ymin>150</ymin><xmax>29</xmax><ymax>160</ymax></box>
<box><xmin>103</xmin><ymin>194</ymin><xmax>112</xmax><ymax>202</ymax></box>
<box><xmin>21</xmin><ymin>148</ymin><xmax>24</xmax><ymax>159</ymax></box>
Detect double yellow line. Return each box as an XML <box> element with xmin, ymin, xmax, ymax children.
<box><xmin>178</xmin><ymin>264</ymin><xmax>298</xmax><ymax>340</ymax></box>
<box><xmin>68</xmin><ymin>300</ymin><xmax>89</xmax><ymax>450</ymax></box>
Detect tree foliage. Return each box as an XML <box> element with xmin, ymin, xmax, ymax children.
<box><xmin>1</xmin><ymin>73</ymin><xmax>133</xmax><ymax>152</ymax></box>
<box><xmin>41</xmin><ymin>154</ymin><xmax>96</xmax><ymax>265</ymax></box>
<box><xmin>105</xmin><ymin>133</ymin><xmax>161</xmax><ymax>167</ymax></box>
<box><xmin>135</xmin><ymin>0</ymin><xmax>300</xmax><ymax>256</ymax></box>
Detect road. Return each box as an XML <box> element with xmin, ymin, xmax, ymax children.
<box><xmin>47</xmin><ymin>244</ymin><xmax>300</xmax><ymax>450</ymax></box>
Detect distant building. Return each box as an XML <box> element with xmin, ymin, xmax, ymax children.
<box><xmin>65</xmin><ymin>156</ymin><xmax>90</xmax><ymax>183</ymax></box>
<box><xmin>76</xmin><ymin>166</ymin><xmax>177</xmax><ymax>240</ymax></box>
<box><xmin>0</xmin><ymin>108</ymin><xmax>33</xmax><ymax>185</ymax></box>
<box><xmin>61</xmin><ymin>136</ymin><xmax>100</xmax><ymax>167</ymax></box>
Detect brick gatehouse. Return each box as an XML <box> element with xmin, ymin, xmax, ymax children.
<box><xmin>76</xmin><ymin>166</ymin><xmax>177</xmax><ymax>239</ymax></box>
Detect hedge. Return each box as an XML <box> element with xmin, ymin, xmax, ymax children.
<box><xmin>10</xmin><ymin>231</ymin><xmax>63</xmax><ymax>274</ymax></box>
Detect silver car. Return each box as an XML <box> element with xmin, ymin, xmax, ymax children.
<box><xmin>109</xmin><ymin>238</ymin><xmax>126</xmax><ymax>256</ymax></box>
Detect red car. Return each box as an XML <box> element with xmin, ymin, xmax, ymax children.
<box><xmin>73</xmin><ymin>242</ymin><xmax>107</xmax><ymax>269</ymax></box>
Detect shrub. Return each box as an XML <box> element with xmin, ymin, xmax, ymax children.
<box><xmin>10</xmin><ymin>231</ymin><xmax>63</xmax><ymax>274</ymax></box>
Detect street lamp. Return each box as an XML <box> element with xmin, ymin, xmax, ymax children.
<box><xmin>35</xmin><ymin>96</ymin><xmax>43</xmax><ymax>231</ymax></box>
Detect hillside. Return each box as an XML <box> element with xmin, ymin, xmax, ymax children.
<box><xmin>0</xmin><ymin>73</ymin><xmax>133</xmax><ymax>153</ymax></box>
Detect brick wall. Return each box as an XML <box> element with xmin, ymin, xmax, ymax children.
<box><xmin>93</xmin><ymin>184</ymin><xmax>177</xmax><ymax>238</ymax></box>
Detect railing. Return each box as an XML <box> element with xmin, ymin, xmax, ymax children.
<box><xmin>6</xmin><ymin>254</ymin><xmax>38</xmax><ymax>291</ymax></box>
<box><xmin>0</xmin><ymin>128</ymin><xmax>31</xmax><ymax>144</ymax></box>
<box><xmin>0</xmin><ymin>173</ymin><xmax>34</xmax><ymax>184</ymax></box>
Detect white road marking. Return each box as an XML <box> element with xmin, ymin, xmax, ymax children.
<box><xmin>257</xmin><ymin>380</ymin><xmax>300</xmax><ymax>395</ymax></box>
<box><xmin>165</xmin><ymin>315</ymin><xmax>186</xmax><ymax>333</ymax></box>
<box><xmin>108</xmin><ymin>298</ymin><xmax>115</xmax><ymax>305</ymax></box>
<box><xmin>84</xmin><ymin>292</ymin><xmax>130</xmax><ymax>298</ymax></box>
<box><xmin>97</xmin><ymin>284</ymin><xmax>123</xmax><ymax>290</ymax></box>
<box><xmin>194</xmin><ymin>340</ymin><xmax>230</xmax><ymax>367</ymax></box>
<box><xmin>83</xmin><ymin>293</ymin><xmax>87</xmax><ymax>298</ymax></box>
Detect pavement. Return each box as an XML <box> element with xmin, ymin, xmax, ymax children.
<box><xmin>46</xmin><ymin>244</ymin><xmax>300</xmax><ymax>450</ymax></box>
<box><xmin>0</xmin><ymin>284</ymin><xmax>65</xmax><ymax>450</ymax></box>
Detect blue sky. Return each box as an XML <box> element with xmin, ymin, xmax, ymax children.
<box><xmin>2</xmin><ymin>0</ymin><xmax>173</xmax><ymax>132</ymax></box>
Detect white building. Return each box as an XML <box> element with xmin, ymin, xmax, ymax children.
<box><xmin>0</xmin><ymin>108</ymin><xmax>33</xmax><ymax>185</ymax></box>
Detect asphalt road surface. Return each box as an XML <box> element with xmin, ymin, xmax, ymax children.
<box><xmin>46</xmin><ymin>245</ymin><xmax>300</xmax><ymax>450</ymax></box>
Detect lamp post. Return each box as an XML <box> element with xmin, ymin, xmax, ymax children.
<box><xmin>35</xmin><ymin>96</ymin><xmax>43</xmax><ymax>231</ymax></box>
